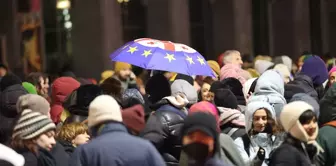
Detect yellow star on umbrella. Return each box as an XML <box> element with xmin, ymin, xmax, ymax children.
<box><xmin>164</xmin><ymin>53</ymin><xmax>176</xmax><ymax>62</ymax></box>
<box><xmin>142</xmin><ymin>50</ymin><xmax>152</xmax><ymax>57</ymax></box>
<box><xmin>127</xmin><ymin>46</ymin><xmax>138</xmax><ymax>54</ymax></box>
<box><xmin>197</xmin><ymin>56</ymin><xmax>205</xmax><ymax>65</ymax></box>
<box><xmin>186</xmin><ymin>55</ymin><xmax>194</xmax><ymax>64</ymax></box>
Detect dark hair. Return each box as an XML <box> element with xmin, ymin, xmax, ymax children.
<box><xmin>0</xmin><ymin>64</ymin><xmax>8</xmax><ymax>70</ymax></box>
<box><xmin>299</xmin><ymin>110</ymin><xmax>317</xmax><ymax>125</ymax></box>
<box><xmin>25</xmin><ymin>72</ymin><xmax>46</xmax><ymax>87</ymax></box>
<box><xmin>250</xmin><ymin>108</ymin><xmax>280</xmax><ymax>135</ymax></box>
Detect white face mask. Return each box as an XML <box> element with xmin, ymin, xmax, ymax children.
<box><xmin>251</xmin><ymin>133</ymin><xmax>271</xmax><ymax>148</ymax></box>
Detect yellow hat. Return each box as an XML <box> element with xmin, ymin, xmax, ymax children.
<box><xmin>114</xmin><ymin>62</ymin><xmax>132</xmax><ymax>73</ymax></box>
<box><xmin>207</xmin><ymin>60</ymin><xmax>220</xmax><ymax>77</ymax></box>
<box><xmin>99</xmin><ymin>70</ymin><xmax>114</xmax><ymax>84</ymax></box>
<box><xmin>246</xmin><ymin>68</ymin><xmax>260</xmax><ymax>78</ymax></box>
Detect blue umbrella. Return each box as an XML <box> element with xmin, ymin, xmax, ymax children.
<box><xmin>110</xmin><ymin>38</ymin><xmax>215</xmax><ymax>77</ymax></box>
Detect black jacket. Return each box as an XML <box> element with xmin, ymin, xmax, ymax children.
<box><xmin>141</xmin><ymin>99</ymin><xmax>186</xmax><ymax>166</ymax></box>
<box><xmin>58</xmin><ymin>140</ymin><xmax>75</xmax><ymax>155</ymax></box>
<box><xmin>269</xmin><ymin>135</ymin><xmax>318</xmax><ymax>166</ymax></box>
<box><xmin>285</xmin><ymin>74</ymin><xmax>318</xmax><ymax>102</ymax></box>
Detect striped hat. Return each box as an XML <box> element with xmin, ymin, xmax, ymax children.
<box><xmin>12</xmin><ymin>109</ymin><xmax>56</xmax><ymax>140</ymax></box>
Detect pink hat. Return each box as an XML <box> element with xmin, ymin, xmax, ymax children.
<box><xmin>329</xmin><ymin>67</ymin><xmax>336</xmax><ymax>75</ymax></box>
<box><xmin>220</xmin><ymin>64</ymin><xmax>246</xmax><ymax>85</ymax></box>
<box><xmin>189</xmin><ymin>101</ymin><xmax>220</xmax><ymax>131</ymax></box>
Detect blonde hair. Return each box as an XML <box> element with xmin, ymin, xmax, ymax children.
<box><xmin>57</xmin><ymin>123</ymin><xmax>88</xmax><ymax>142</ymax></box>
<box><xmin>223</xmin><ymin>50</ymin><xmax>240</xmax><ymax>65</ymax></box>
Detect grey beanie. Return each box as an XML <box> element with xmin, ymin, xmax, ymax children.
<box><xmin>16</xmin><ymin>94</ymin><xmax>50</xmax><ymax>116</ymax></box>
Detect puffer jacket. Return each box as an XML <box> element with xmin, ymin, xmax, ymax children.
<box><xmin>141</xmin><ymin>95</ymin><xmax>188</xmax><ymax>166</ymax></box>
<box><xmin>285</xmin><ymin>74</ymin><xmax>319</xmax><ymax>102</ymax></box>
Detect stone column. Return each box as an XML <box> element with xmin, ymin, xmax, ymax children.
<box><xmin>72</xmin><ymin>0</ymin><xmax>123</xmax><ymax>79</ymax></box>
<box><xmin>146</xmin><ymin>0</ymin><xmax>191</xmax><ymax>45</ymax></box>
<box><xmin>210</xmin><ymin>0</ymin><xmax>253</xmax><ymax>57</ymax></box>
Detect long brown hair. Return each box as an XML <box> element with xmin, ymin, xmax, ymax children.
<box><xmin>249</xmin><ymin>108</ymin><xmax>281</xmax><ymax>135</ymax></box>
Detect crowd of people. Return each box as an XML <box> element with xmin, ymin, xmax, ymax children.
<box><xmin>0</xmin><ymin>50</ymin><xmax>335</xmax><ymax>166</ymax></box>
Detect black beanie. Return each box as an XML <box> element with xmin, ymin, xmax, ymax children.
<box><xmin>182</xmin><ymin>112</ymin><xmax>218</xmax><ymax>140</ymax></box>
<box><xmin>0</xmin><ymin>74</ymin><xmax>22</xmax><ymax>91</ymax></box>
<box><xmin>209</xmin><ymin>81</ymin><xmax>225</xmax><ymax>93</ymax></box>
<box><xmin>145</xmin><ymin>73</ymin><xmax>171</xmax><ymax>103</ymax></box>
<box><xmin>220</xmin><ymin>78</ymin><xmax>246</xmax><ymax>105</ymax></box>
<box><xmin>214</xmin><ymin>88</ymin><xmax>238</xmax><ymax>109</ymax></box>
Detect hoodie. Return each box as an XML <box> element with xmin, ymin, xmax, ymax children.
<box><xmin>234</xmin><ymin>101</ymin><xmax>278</xmax><ymax>166</ymax></box>
<box><xmin>248</xmin><ymin>70</ymin><xmax>287</xmax><ymax>117</ymax></box>
<box><xmin>50</xmin><ymin>77</ymin><xmax>80</xmax><ymax>123</ymax></box>
<box><xmin>171</xmin><ymin>79</ymin><xmax>198</xmax><ymax>105</ymax></box>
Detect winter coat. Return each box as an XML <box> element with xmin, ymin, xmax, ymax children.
<box><xmin>317</xmin><ymin>84</ymin><xmax>336</xmax><ymax>166</ymax></box>
<box><xmin>248</xmin><ymin>70</ymin><xmax>286</xmax><ymax>117</ymax></box>
<box><xmin>141</xmin><ymin>95</ymin><xmax>188</xmax><ymax>166</ymax></box>
<box><xmin>50</xmin><ymin>142</ymin><xmax>69</xmax><ymax>166</ymax></box>
<box><xmin>285</xmin><ymin>74</ymin><xmax>319</xmax><ymax>102</ymax></box>
<box><xmin>58</xmin><ymin>140</ymin><xmax>75</xmax><ymax>155</ymax></box>
<box><xmin>50</xmin><ymin>77</ymin><xmax>80</xmax><ymax>123</ymax></box>
<box><xmin>0</xmin><ymin>84</ymin><xmax>27</xmax><ymax>144</ymax></box>
<box><xmin>69</xmin><ymin>122</ymin><xmax>165</xmax><ymax>166</ymax></box>
<box><xmin>234</xmin><ymin>101</ymin><xmax>282</xmax><ymax>166</ymax></box>
<box><xmin>0</xmin><ymin>148</ymin><xmax>57</xmax><ymax>166</ymax></box>
<box><xmin>269</xmin><ymin>135</ymin><xmax>317</xmax><ymax>166</ymax></box>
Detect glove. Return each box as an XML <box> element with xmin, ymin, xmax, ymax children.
<box><xmin>257</xmin><ymin>147</ymin><xmax>266</xmax><ymax>161</ymax></box>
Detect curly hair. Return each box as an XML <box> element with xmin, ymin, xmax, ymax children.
<box><xmin>57</xmin><ymin>123</ymin><xmax>89</xmax><ymax>142</ymax></box>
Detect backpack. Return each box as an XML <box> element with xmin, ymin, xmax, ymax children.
<box><xmin>241</xmin><ymin>133</ymin><xmax>251</xmax><ymax>156</ymax></box>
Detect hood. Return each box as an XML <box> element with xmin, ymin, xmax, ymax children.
<box><xmin>300</xmin><ymin>55</ymin><xmax>328</xmax><ymax>86</ymax></box>
<box><xmin>221</xmin><ymin>77</ymin><xmax>246</xmax><ymax>105</ymax></box>
<box><xmin>121</xmin><ymin>104</ymin><xmax>145</xmax><ymax>134</ymax></box>
<box><xmin>63</xmin><ymin>84</ymin><xmax>102</xmax><ymax>116</ymax></box>
<box><xmin>163</xmin><ymin>94</ymin><xmax>189</xmax><ymax>109</ymax></box>
<box><xmin>245</xmin><ymin>101</ymin><xmax>276</xmax><ymax>133</ymax></box>
<box><xmin>274</xmin><ymin>64</ymin><xmax>292</xmax><ymax>83</ymax></box>
<box><xmin>254</xmin><ymin>59</ymin><xmax>274</xmax><ymax>74</ymax></box>
<box><xmin>220</xmin><ymin>64</ymin><xmax>246</xmax><ymax>85</ymax></box>
<box><xmin>51</xmin><ymin>77</ymin><xmax>80</xmax><ymax>104</ymax></box>
<box><xmin>293</xmin><ymin>73</ymin><xmax>315</xmax><ymax>88</ymax></box>
<box><xmin>0</xmin><ymin>84</ymin><xmax>28</xmax><ymax>118</ymax></box>
<box><xmin>243</xmin><ymin>78</ymin><xmax>257</xmax><ymax>99</ymax></box>
<box><xmin>290</xmin><ymin>93</ymin><xmax>320</xmax><ymax>117</ymax></box>
<box><xmin>319</xmin><ymin>83</ymin><xmax>336</xmax><ymax>125</ymax></box>
<box><xmin>218</xmin><ymin>107</ymin><xmax>245</xmax><ymax>127</ymax></box>
<box><xmin>189</xmin><ymin>101</ymin><xmax>220</xmax><ymax>131</ymax></box>
<box><xmin>171</xmin><ymin>79</ymin><xmax>198</xmax><ymax>104</ymax></box>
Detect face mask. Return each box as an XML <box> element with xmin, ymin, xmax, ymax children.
<box><xmin>182</xmin><ymin>142</ymin><xmax>209</xmax><ymax>162</ymax></box>
<box><xmin>251</xmin><ymin>133</ymin><xmax>271</xmax><ymax>147</ymax></box>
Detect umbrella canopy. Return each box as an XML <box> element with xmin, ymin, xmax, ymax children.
<box><xmin>110</xmin><ymin>38</ymin><xmax>215</xmax><ymax>77</ymax></box>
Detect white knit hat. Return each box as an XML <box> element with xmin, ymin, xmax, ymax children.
<box><xmin>88</xmin><ymin>95</ymin><xmax>122</xmax><ymax>127</ymax></box>
<box><xmin>12</xmin><ymin>109</ymin><xmax>56</xmax><ymax>140</ymax></box>
<box><xmin>280</xmin><ymin>101</ymin><xmax>317</xmax><ymax>142</ymax></box>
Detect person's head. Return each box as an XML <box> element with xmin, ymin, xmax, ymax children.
<box><xmin>222</xmin><ymin>50</ymin><xmax>243</xmax><ymax>67</ymax></box>
<box><xmin>26</xmin><ymin>72</ymin><xmax>49</xmax><ymax>96</ymax></box>
<box><xmin>100</xmin><ymin>77</ymin><xmax>123</xmax><ymax>103</ymax></box>
<box><xmin>273</xmin><ymin>64</ymin><xmax>292</xmax><ymax>84</ymax></box>
<box><xmin>145</xmin><ymin>73</ymin><xmax>171</xmax><ymax>103</ymax></box>
<box><xmin>0</xmin><ymin>64</ymin><xmax>8</xmax><ymax>77</ymax></box>
<box><xmin>114</xmin><ymin>62</ymin><xmax>132</xmax><ymax>80</ymax></box>
<box><xmin>181</xmin><ymin>112</ymin><xmax>218</xmax><ymax>163</ymax></box>
<box><xmin>88</xmin><ymin>95</ymin><xmax>122</xmax><ymax>135</ymax></box>
<box><xmin>328</xmin><ymin>67</ymin><xmax>336</xmax><ymax>85</ymax></box>
<box><xmin>57</xmin><ymin>123</ymin><xmax>90</xmax><ymax>147</ymax></box>
<box><xmin>0</xmin><ymin>73</ymin><xmax>22</xmax><ymax>91</ymax></box>
<box><xmin>246</xmin><ymin>101</ymin><xmax>277</xmax><ymax>135</ymax></box>
<box><xmin>281</xmin><ymin>101</ymin><xmax>318</xmax><ymax>142</ymax></box>
<box><xmin>300</xmin><ymin>55</ymin><xmax>328</xmax><ymax>86</ymax></box>
<box><xmin>11</xmin><ymin>109</ymin><xmax>56</xmax><ymax>153</ymax></box>
<box><xmin>200</xmin><ymin>81</ymin><xmax>212</xmax><ymax>102</ymax></box>
<box><xmin>16</xmin><ymin>94</ymin><xmax>51</xmax><ymax>118</ymax></box>
<box><xmin>171</xmin><ymin>79</ymin><xmax>198</xmax><ymax>105</ymax></box>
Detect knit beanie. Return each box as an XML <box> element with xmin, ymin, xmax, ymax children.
<box><xmin>280</xmin><ymin>101</ymin><xmax>317</xmax><ymax>142</ymax></box>
<box><xmin>0</xmin><ymin>74</ymin><xmax>22</xmax><ymax>91</ymax></box>
<box><xmin>12</xmin><ymin>109</ymin><xmax>56</xmax><ymax>140</ymax></box>
<box><xmin>22</xmin><ymin>82</ymin><xmax>37</xmax><ymax>94</ymax></box>
<box><xmin>145</xmin><ymin>74</ymin><xmax>171</xmax><ymax>103</ymax></box>
<box><xmin>209</xmin><ymin>81</ymin><xmax>224</xmax><ymax>93</ymax></box>
<box><xmin>16</xmin><ymin>94</ymin><xmax>50</xmax><ymax>115</ymax></box>
<box><xmin>88</xmin><ymin>95</ymin><xmax>122</xmax><ymax>127</ymax></box>
<box><xmin>301</xmin><ymin>55</ymin><xmax>328</xmax><ymax>86</ymax></box>
<box><xmin>221</xmin><ymin>77</ymin><xmax>246</xmax><ymax>105</ymax></box>
<box><xmin>100</xmin><ymin>70</ymin><xmax>115</xmax><ymax>84</ymax></box>
<box><xmin>114</xmin><ymin>62</ymin><xmax>132</xmax><ymax>73</ymax></box>
<box><xmin>207</xmin><ymin>60</ymin><xmax>220</xmax><ymax>78</ymax></box>
<box><xmin>171</xmin><ymin>79</ymin><xmax>198</xmax><ymax>104</ymax></box>
<box><xmin>182</xmin><ymin>112</ymin><xmax>218</xmax><ymax>140</ymax></box>
<box><xmin>121</xmin><ymin>104</ymin><xmax>145</xmax><ymax>134</ymax></box>
<box><xmin>246</xmin><ymin>68</ymin><xmax>260</xmax><ymax>78</ymax></box>
<box><xmin>189</xmin><ymin>101</ymin><xmax>220</xmax><ymax>129</ymax></box>
<box><xmin>329</xmin><ymin>66</ymin><xmax>336</xmax><ymax>75</ymax></box>
<box><xmin>214</xmin><ymin>88</ymin><xmax>238</xmax><ymax>109</ymax></box>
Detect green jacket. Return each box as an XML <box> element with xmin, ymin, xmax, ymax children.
<box><xmin>317</xmin><ymin>124</ymin><xmax>336</xmax><ymax>166</ymax></box>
